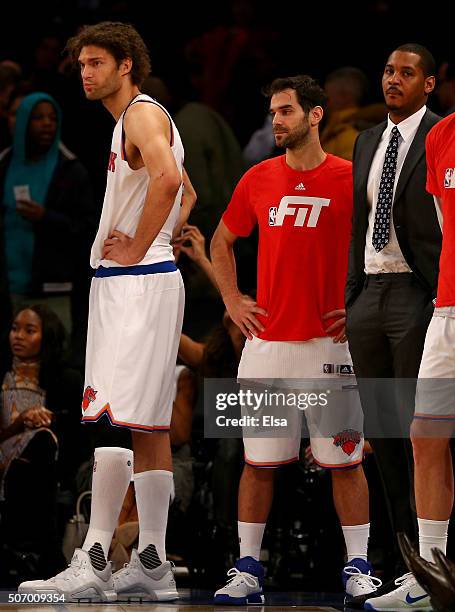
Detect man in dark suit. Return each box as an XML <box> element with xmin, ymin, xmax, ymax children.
<box><xmin>345</xmin><ymin>43</ymin><xmax>441</xmax><ymax>609</ymax></box>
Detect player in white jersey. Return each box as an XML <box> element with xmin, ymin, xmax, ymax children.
<box><xmin>19</xmin><ymin>22</ymin><xmax>195</xmax><ymax>602</ymax></box>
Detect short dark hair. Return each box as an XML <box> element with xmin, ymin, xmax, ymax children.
<box><xmin>263</xmin><ymin>75</ymin><xmax>327</xmax><ymax>113</ymax></box>
<box><xmin>394</xmin><ymin>43</ymin><xmax>436</xmax><ymax>77</ymax></box>
<box><xmin>65</xmin><ymin>21</ymin><xmax>151</xmax><ymax>86</ymax></box>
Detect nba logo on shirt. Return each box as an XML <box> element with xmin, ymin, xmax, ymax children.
<box><xmin>444</xmin><ymin>168</ymin><xmax>455</xmax><ymax>188</ymax></box>
<box><xmin>269</xmin><ymin>206</ymin><xmax>277</xmax><ymax>226</ymax></box>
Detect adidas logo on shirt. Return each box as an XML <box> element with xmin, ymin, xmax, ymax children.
<box><xmin>295</xmin><ymin>182</ymin><xmax>306</xmax><ymax>190</ymax></box>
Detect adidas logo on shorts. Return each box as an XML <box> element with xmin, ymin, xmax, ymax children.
<box><xmin>323</xmin><ymin>363</ymin><xmax>354</xmax><ymax>375</ymax></box>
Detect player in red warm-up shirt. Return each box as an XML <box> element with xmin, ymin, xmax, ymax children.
<box><xmin>211</xmin><ymin>75</ymin><xmax>378</xmax><ymax>606</ymax></box>
<box><xmin>408</xmin><ymin>112</ymin><xmax>455</xmax><ymax>600</ymax></box>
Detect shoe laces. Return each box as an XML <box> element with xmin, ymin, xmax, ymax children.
<box><xmin>393</xmin><ymin>572</ymin><xmax>416</xmax><ymax>591</ymax></box>
<box><xmin>344</xmin><ymin>565</ymin><xmax>382</xmax><ymax>590</ymax></box>
<box><xmin>115</xmin><ymin>553</ymin><xmax>142</xmax><ymax>579</ymax></box>
<box><xmin>57</xmin><ymin>556</ymin><xmax>84</xmax><ymax>581</ymax></box>
<box><xmin>226</xmin><ymin>567</ymin><xmax>258</xmax><ymax>588</ymax></box>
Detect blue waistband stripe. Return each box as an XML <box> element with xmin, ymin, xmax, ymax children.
<box><xmin>95</xmin><ymin>261</ymin><xmax>177</xmax><ymax>277</ymax></box>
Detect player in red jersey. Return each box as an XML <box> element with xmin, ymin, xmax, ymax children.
<box><xmin>369</xmin><ymin>113</ymin><xmax>455</xmax><ymax>610</ymax></box>
<box><xmin>210</xmin><ymin>75</ymin><xmax>379</xmax><ymax>605</ymax></box>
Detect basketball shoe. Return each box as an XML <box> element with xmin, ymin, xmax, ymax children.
<box><xmin>18</xmin><ymin>547</ymin><xmax>116</xmax><ymax>602</ymax></box>
<box><xmin>214</xmin><ymin>556</ymin><xmax>265</xmax><ymax>605</ymax></box>
<box><xmin>343</xmin><ymin>557</ymin><xmax>382</xmax><ymax>605</ymax></box>
<box><xmin>113</xmin><ymin>548</ymin><xmax>178</xmax><ymax>601</ymax></box>
<box><xmin>364</xmin><ymin>572</ymin><xmax>431</xmax><ymax>610</ymax></box>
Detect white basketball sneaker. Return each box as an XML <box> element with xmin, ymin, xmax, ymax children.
<box><xmin>364</xmin><ymin>572</ymin><xmax>431</xmax><ymax>610</ymax></box>
<box><xmin>343</xmin><ymin>558</ymin><xmax>382</xmax><ymax>604</ymax></box>
<box><xmin>214</xmin><ymin>556</ymin><xmax>265</xmax><ymax>605</ymax></box>
<box><xmin>18</xmin><ymin>548</ymin><xmax>116</xmax><ymax>602</ymax></box>
<box><xmin>113</xmin><ymin>548</ymin><xmax>178</xmax><ymax>601</ymax></box>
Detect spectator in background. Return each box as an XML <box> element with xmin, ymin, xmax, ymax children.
<box><xmin>321</xmin><ymin>67</ymin><xmax>387</xmax><ymax>161</ymax></box>
<box><xmin>0</xmin><ymin>92</ymin><xmax>96</xmax><ymax>367</ymax></box>
<box><xmin>243</xmin><ymin>114</ymin><xmax>276</xmax><ymax>166</ymax></box>
<box><xmin>142</xmin><ymin>76</ymin><xmax>246</xmax><ymax>240</ymax></box>
<box><xmin>184</xmin><ymin>0</ymin><xmax>279</xmax><ymax>146</ymax></box>
<box><xmin>436</xmin><ymin>56</ymin><xmax>455</xmax><ymax>116</ymax></box>
<box><xmin>0</xmin><ymin>304</ymin><xmax>86</xmax><ymax>583</ymax></box>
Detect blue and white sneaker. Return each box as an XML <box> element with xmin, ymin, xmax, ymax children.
<box><xmin>343</xmin><ymin>558</ymin><xmax>382</xmax><ymax>605</ymax></box>
<box><xmin>364</xmin><ymin>572</ymin><xmax>431</xmax><ymax>610</ymax></box>
<box><xmin>214</xmin><ymin>556</ymin><xmax>265</xmax><ymax>605</ymax></box>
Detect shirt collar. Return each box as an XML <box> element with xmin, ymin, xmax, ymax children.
<box><xmin>385</xmin><ymin>105</ymin><xmax>427</xmax><ymax>142</ymax></box>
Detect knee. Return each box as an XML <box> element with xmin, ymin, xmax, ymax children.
<box><xmin>331</xmin><ymin>463</ymin><xmax>364</xmax><ymax>483</ymax></box>
<box><xmin>411</xmin><ymin>424</ymin><xmax>450</xmax><ymax>463</ymax></box>
<box><xmin>243</xmin><ymin>463</ymin><xmax>276</xmax><ymax>482</ymax></box>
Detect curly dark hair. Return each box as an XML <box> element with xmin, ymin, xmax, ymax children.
<box><xmin>263</xmin><ymin>75</ymin><xmax>327</xmax><ymax>113</ymax></box>
<box><xmin>65</xmin><ymin>21</ymin><xmax>151</xmax><ymax>86</ymax></box>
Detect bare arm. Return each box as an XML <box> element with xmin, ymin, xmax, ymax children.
<box><xmin>178</xmin><ymin>333</ymin><xmax>205</xmax><ymax>368</ymax></box>
<box><xmin>0</xmin><ymin>406</ymin><xmax>52</xmax><ymax>443</ymax></box>
<box><xmin>434</xmin><ymin>195</ymin><xmax>443</xmax><ymax>229</ymax></box>
<box><xmin>103</xmin><ymin>103</ymin><xmax>182</xmax><ymax>265</ymax></box>
<box><xmin>170</xmin><ymin>368</ymin><xmax>197</xmax><ymax>447</ymax></box>
<box><xmin>210</xmin><ymin>220</ymin><xmax>267</xmax><ymax>339</ymax></box>
<box><xmin>172</xmin><ymin>168</ymin><xmax>197</xmax><ymax>240</ymax></box>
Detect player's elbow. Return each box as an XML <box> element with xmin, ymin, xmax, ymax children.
<box><xmin>187</xmin><ymin>187</ymin><xmax>197</xmax><ymax>210</ymax></box>
<box><xmin>158</xmin><ymin>169</ymin><xmax>182</xmax><ymax>198</ymax></box>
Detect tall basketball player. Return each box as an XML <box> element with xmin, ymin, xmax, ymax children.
<box><xmin>19</xmin><ymin>22</ymin><xmax>194</xmax><ymax>602</ymax></box>
<box><xmin>210</xmin><ymin>76</ymin><xmax>380</xmax><ymax>605</ymax></box>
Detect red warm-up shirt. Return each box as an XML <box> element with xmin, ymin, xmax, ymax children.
<box><xmin>222</xmin><ymin>153</ymin><xmax>353</xmax><ymax>341</ymax></box>
<box><xmin>426</xmin><ymin>114</ymin><xmax>455</xmax><ymax>307</ymax></box>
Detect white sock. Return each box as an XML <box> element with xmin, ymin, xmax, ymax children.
<box><xmin>238</xmin><ymin>521</ymin><xmax>266</xmax><ymax>561</ymax></box>
<box><xmin>341</xmin><ymin>523</ymin><xmax>370</xmax><ymax>562</ymax></box>
<box><xmin>83</xmin><ymin>447</ymin><xmax>134</xmax><ymax>559</ymax></box>
<box><xmin>134</xmin><ymin>469</ymin><xmax>173</xmax><ymax>566</ymax></box>
<box><xmin>418</xmin><ymin>517</ymin><xmax>449</xmax><ymax>562</ymax></box>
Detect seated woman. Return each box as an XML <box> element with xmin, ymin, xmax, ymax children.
<box><xmin>0</xmin><ymin>304</ymin><xmax>86</xmax><ymax>583</ymax></box>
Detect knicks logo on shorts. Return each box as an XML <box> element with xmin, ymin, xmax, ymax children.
<box><xmin>269</xmin><ymin>196</ymin><xmax>331</xmax><ymax>228</ymax></box>
<box><xmin>82</xmin><ymin>385</ymin><xmax>97</xmax><ymax>411</ymax></box>
<box><xmin>444</xmin><ymin>168</ymin><xmax>455</xmax><ymax>188</ymax></box>
<box><xmin>333</xmin><ymin>429</ymin><xmax>361</xmax><ymax>456</ymax></box>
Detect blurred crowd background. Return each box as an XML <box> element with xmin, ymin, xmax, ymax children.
<box><xmin>0</xmin><ymin>0</ymin><xmax>454</xmax><ymax>594</ymax></box>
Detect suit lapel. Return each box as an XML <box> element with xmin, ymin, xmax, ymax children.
<box><xmin>393</xmin><ymin>111</ymin><xmax>429</xmax><ymax>204</ymax></box>
<box><xmin>358</xmin><ymin>124</ymin><xmax>384</xmax><ymax>200</ymax></box>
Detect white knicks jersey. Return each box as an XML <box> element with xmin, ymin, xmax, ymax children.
<box><xmin>90</xmin><ymin>94</ymin><xmax>184</xmax><ymax>268</ymax></box>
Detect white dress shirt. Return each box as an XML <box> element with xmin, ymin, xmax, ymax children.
<box><xmin>364</xmin><ymin>105</ymin><xmax>427</xmax><ymax>274</ymax></box>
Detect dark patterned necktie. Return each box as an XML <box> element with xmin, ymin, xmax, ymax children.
<box><xmin>372</xmin><ymin>125</ymin><xmax>400</xmax><ymax>252</ymax></box>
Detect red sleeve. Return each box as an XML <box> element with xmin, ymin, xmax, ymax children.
<box><xmin>425</xmin><ymin>127</ymin><xmax>441</xmax><ymax>197</ymax></box>
<box><xmin>222</xmin><ymin>172</ymin><xmax>257</xmax><ymax>237</ymax></box>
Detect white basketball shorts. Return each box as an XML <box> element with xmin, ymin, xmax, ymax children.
<box><xmin>82</xmin><ymin>262</ymin><xmax>184</xmax><ymax>432</ymax></box>
<box><xmin>415</xmin><ymin>313</ymin><xmax>455</xmax><ymax>421</ymax></box>
<box><xmin>238</xmin><ymin>336</ymin><xmax>364</xmax><ymax>469</ymax></box>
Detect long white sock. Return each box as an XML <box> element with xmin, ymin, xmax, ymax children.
<box><xmin>134</xmin><ymin>469</ymin><xmax>173</xmax><ymax>567</ymax></box>
<box><xmin>341</xmin><ymin>523</ymin><xmax>370</xmax><ymax>562</ymax></box>
<box><xmin>418</xmin><ymin>517</ymin><xmax>449</xmax><ymax>562</ymax></box>
<box><xmin>83</xmin><ymin>447</ymin><xmax>133</xmax><ymax>564</ymax></box>
<box><xmin>238</xmin><ymin>521</ymin><xmax>266</xmax><ymax>561</ymax></box>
